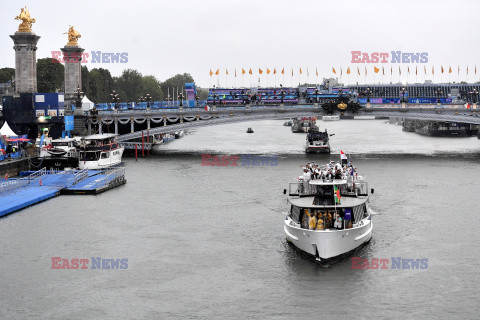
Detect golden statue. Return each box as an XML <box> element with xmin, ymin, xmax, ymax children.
<box><xmin>14</xmin><ymin>6</ymin><xmax>36</xmax><ymax>32</ymax></box>
<box><xmin>337</xmin><ymin>102</ymin><xmax>347</xmax><ymax>110</ymax></box>
<box><xmin>64</xmin><ymin>26</ymin><xmax>81</xmax><ymax>46</ymax></box>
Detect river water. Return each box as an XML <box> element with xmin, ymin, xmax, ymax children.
<box><xmin>1</xmin><ymin>120</ymin><xmax>479</xmax><ymax>319</ymax></box>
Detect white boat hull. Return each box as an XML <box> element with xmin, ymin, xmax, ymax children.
<box><xmin>79</xmin><ymin>146</ymin><xmax>124</xmax><ymax>170</ymax></box>
<box><xmin>284</xmin><ymin>217</ymin><xmax>372</xmax><ymax>260</ymax></box>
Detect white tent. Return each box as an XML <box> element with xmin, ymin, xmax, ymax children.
<box><xmin>0</xmin><ymin>121</ymin><xmax>17</xmax><ymax>137</ymax></box>
<box><xmin>81</xmin><ymin>96</ymin><xmax>95</xmax><ymax>111</ymax></box>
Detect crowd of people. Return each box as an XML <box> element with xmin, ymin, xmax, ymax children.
<box><xmin>299</xmin><ymin>160</ymin><xmax>357</xmax><ymax>182</ymax></box>
<box><xmin>301</xmin><ymin>209</ymin><xmax>349</xmax><ymax>230</ymax></box>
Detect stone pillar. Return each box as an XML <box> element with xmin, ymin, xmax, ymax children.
<box><xmin>61</xmin><ymin>45</ymin><xmax>84</xmax><ymax>109</ymax></box>
<box><xmin>163</xmin><ymin>117</ymin><xmax>167</xmax><ymax>126</ymax></box>
<box><xmin>98</xmin><ymin>121</ymin><xmax>102</xmax><ymax>134</ymax></box>
<box><xmin>115</xmin><ymin>119</ymin><xmax>119</xmax><ymax>135</ymax></box>
<box><xmin>10</xmin><ymin>32</ymin><xmax>40</xmax><ymax>93</ymax></box>
<box><xmin>180</xmin><ymin>116</ymin><xmax>183</xmax><ymax>123</ymax></box>
<box><xmin>147</xmin><ymin>118</ymin><xmax>151</xmax><ymax>130</ymax></box>
<box><xmin>130</xmin><ymin>118</ymin><xmax>134</xmax><ymax>133</ymax></box>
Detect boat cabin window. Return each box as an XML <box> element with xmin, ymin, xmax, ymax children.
<box><xmin>290</xmin><ymin>205</ymin><xmax>302</xmax><ymax>223</ymax></box>
<box><xmin>355</xmin><ymin>181</ymin><xmax>368</xmax><ymax>196</ymax></box>
<box><xmin>52</xmin><ymin>142</ymin><xmax>69</xmax><ymax>147</ymax></box>
<box><xmin>101</xmin><ymin>152</ymin><xmax>110</xmax><ymax>159</ymax></box>
<box><xmin>80</xmin><ymin>151</ymin><xmax>100</xmax><ymax>161</ymax></box>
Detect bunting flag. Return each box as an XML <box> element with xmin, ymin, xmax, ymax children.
<box><xmin>399</xmin><ymin>66</ymin><xmax>401</xmax><ymax>75</ymax></box>
<box><xmin>424</xmin><ymin>66</ymin><xmax>427</xmax><ymax>75</ymax></box>
<box><xmin>374</xmin><ymin>66</ymin><xmax>379</xmax><ymax>73</ymax></box>
<box><xmin>391</xmin><ymin>66</ymin><xmax>393</xmax><ymax>75</ymax></box>
<box><xmin>273</xmin><ymin>68</ymin><xmax>277</xmax><ymax>74</ymax></box>
<box><xmin>340</xmin><ymin>67</ymin><xmax>343</xmax><ymax>76</ymax></box>
<box><xmin>408</xmin><ymin>66</ymin><xmax>410</xmax><ymax>74</ymax></box>
<box><xmin>382</xmin><ymin>66</ymin><xmax>384</xmax><ymax>75</ymax></box>
<box><xmin>448</xmin><ymin>66</ymin><xmax>452</xmax><ymax>74</ymax></box>
<box><xmin>357</xmin><ymin>66</ymin><xmax>360</xmax><ymax>75</ymax></box>
<box><xmin>249</xmin><ymin>68</ymin><xmax>252</xmax><ymax>75</ymax></box>
<box><xmin>432</xmin><ymin>66</ymin><xmax>434</xmax><ymax>75</ymax></box>
<box><xmin>242</xmin><ymin>68</ymin><xmax>245</xmax><ymax>75</ymax></box>
<box><xmin>299</xmin><ymin>67</ymin><xmax>303</xmax><ymax>74</ymax></box>
<box><xmin>334</xmin><ymin>185</ymin><xmax>341</xmax><ymax>204</ymax></box>
<box><xmin>209</xmin><ymin>69</ymin><xmax>213</xmax><ymax>76</ymax></box>
<box><xmin>347</xmin><ymin>67</ymin><xmax>351</xmax><ymax>75</ymax></box>
<box><xmin>316</xmin><ymin>67</ymin><xmax>318</xmax><ymax>76</ymax></box>
<box><xmin>441</xmin><ymin>66</ymin><xmax>444</xmax><ymax>74</ymax></box>
<box><xmin>281</xmin><ymin>68</ymin><xmax>284</xmax><ymax>75</ymax></box>
<box><xmin>215</xmin><ymin>69</ymin><xmax>219</xmax><ymax>75</ymax></box>
<box><xmin>266</xmin><ymin>68</ymin><xmax>270</xmax><ymax>75</ymax></box>
<box><xmin>332</xmin><ymin>67</ymin><xmax>337</xmax><ymax>74</ymax></box>
<box><xmin>226</xmin><ymin>69</ymin><xmax>228</xmax><ymax>75</ymax></box>
<box><xmin>259</xmin><ymin>68</ymin><xmax>263</xmax><ymax>74</ymax></box>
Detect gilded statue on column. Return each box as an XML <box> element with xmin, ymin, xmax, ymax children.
<box><xmin>64</xmin><ymin>26</ymin><xmax>81</xmax><ymax>46</ymax></box>
<box><xmin>14</xmin><ymin>6</ymin><xmax>36</xmax><ymax>32</ymax></box>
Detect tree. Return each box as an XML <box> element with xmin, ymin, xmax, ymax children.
<box><xmin>81</xmin><ymin>65</ymin><xmax>89</xmax><ymax>94</ymax></box>
<box><xmin>0</xmin><ymin>68</ymin><xmax>15</xmax><ymax>83</ymax></box>
<box><xmin>86</xmin><ymin>68</ymin><xmax>114</xmax><ymax>103</ymax></box>
<box><xmin>160</xmin><ymin>73</ymin><xmax>194</xmax><ymax>98</ymax></box>
<box><xmin>37</xmin><ymin>57</ymin><xmax>64</xmax><ymax>93</ymax></box>
<box><xmin>142</xmin><ymin>75</ymin><xmax>163</xmax><ymax>101</ymax></box>
<box><xmin>114</xmin><ymin>69</ymin><xmax>144</xmax><ymax>102</ymax></box>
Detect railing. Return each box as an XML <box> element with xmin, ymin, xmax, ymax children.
<box><xmin>0</xmin><ymin>179</ymin><xmax>29</xmax><ymax>193</ymax></box>
<box><xmin>66</xmin><ymin>169</ymin><xmax>89</xmax><ymax>187</ymax></box>
<box><xmin>26</xmin><ymin>168</ymin><xmax>47</xmax><ymax>184</ymax></box>
<box><xmin>92</xmin><ymin>167</ymin><xmax>125</xmax><ymax>189</ymax></box>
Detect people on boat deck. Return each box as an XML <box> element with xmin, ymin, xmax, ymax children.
<box><xmin>334</xmin><ymin>212</ymin><xmax>343</xmax><ymax>229</ymax></box>
<box><xmin>299</xmin><ymin>161</ymin><xmax>357</xmax><ymax>182</ymax></box>
<box><xmin>316</xmin><ymin>212</ymin><xmax>324</xmax><ymax>230</ymax></box>
<box><xmin>308</xmin><ymin>211</ymin><xmax>317</xmax><ymax>230</ymax></box>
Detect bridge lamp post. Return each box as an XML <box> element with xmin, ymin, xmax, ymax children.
<box><xmin>400</xmin><ymin>88</ymin><xmax>407</xmax><ymax>108</ymax></box>
<box><xmin>470</xmin><ymin>89</ymin><xmax>478</xmax><ymax>109</ymax></box>
<box><xmin>110</xmin><ymin>90</ymin><xmax>120</xmax><ymax>111</ymax></box>
<box><xmin>315</xmin><ymin>88</ymin><xmax>319</xmax><ymax>106</ymax></box>
<box><xmin>178</xmin><ymin>92</ymin><xmax>184</xmax><ymax>109</ymax></box>
<box><xmin>166</xmin><ymin>94</ymin><xmax>171</xmax><ymax>107</ymax></box>
<box><xmin>212</xmin><ymin>85</ymin><xmax>217</xmax><ymax>106</ymax></box>
<box><xmin>145</xmin><ymin>93</ymin><xmax>152</xmax><ymax>110</ymax></box>
<box><xmin>280</xmin><ymin>84</ymin><xmax>285</xmax><ymax>106</ymax></box>
<box><xmin>195</xmin><ymin>94</ymin><xmax>200</xmax><ymax>107</ymax></box>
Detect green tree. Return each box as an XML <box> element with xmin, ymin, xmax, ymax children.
<box><xmin>141</xmin><ymin>75</ymin><xmax>163</xmax><ymax>101</ymax></box>
<box><xmin>37</xmin><ymin>57</ymin><xmax>64</xmax><ymax>93</ymax></box>
<box><xmin>81</xmin><ymin>65</ymin><xmax>89</xmax><ymax>94</ymax></box>
<box><xmin>0</xmin><ymin>68</ymin><xmax>15</xmax><ymax>83</ymax></box>
<box><xmin>160</xmin><ymin>73</ymin><xmax>194</xmax><ymax>98</ymax></box>
<box><xmin>114</xmin><ymin>69</ymin><xmax>144</xmax><ymax>102</ymax></box>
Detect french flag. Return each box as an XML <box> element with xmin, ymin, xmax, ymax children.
<box><xmin>341</xmin><ymin>150</ymin><xmax>348</xmax><ymax>165</ymax></box>
<box><xmin>205</xmin><ymin>105</ymin><xmax>211</xmax><ymax>111</ymax></box>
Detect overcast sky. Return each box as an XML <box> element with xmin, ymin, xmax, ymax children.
<box><xmin>1</xmin><ymin>0</ymin><xmax>480</xmax><ymax>88</ymax></box>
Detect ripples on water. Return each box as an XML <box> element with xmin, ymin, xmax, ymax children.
<box><xmin>0</xmin><ymin>120</ymin><xmax>479</xmax><ymax>319</ymax></box>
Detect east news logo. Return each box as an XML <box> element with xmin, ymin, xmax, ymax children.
<box><xmin>51</xmin><ymin>257</ymin><xmax>128</xmax><ymax>269</ymax></box>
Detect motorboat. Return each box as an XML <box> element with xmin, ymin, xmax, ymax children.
<box><xmin>246</xmin><ymin>127</ymin><xmax>254</xmax><ymax>133</ymax></box>
<box><xmin>78</xmin><ymin>134</ymin><xmax>124</xmax><ymax>169</ymax></box>
<box><xmin>306</xmin><ymin>128</ymin><xmax>331</xmax><ymax>153</ymax></box>
<box><xmin>284</xmin><ymin>155</ymin><xmax>373</xmax><ymax>262</ymax></box>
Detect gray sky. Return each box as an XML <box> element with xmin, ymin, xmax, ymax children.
<box><xmin>2</xmin><ymin>0</ymin><xmax>480</xmax><ymax>88</ymax></box>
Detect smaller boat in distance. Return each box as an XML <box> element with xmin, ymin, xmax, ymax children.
<box><xmin>283</xmin><ymin>120</ymin><xmax>293</xmax><ymax>126</ymax></box>
<box><xmin>306</xmin><ymin>128</ymin><xmax>331</xmax><ymax>153</ymax></box>
<box><xmin>246</xmin><ymin>127</ymin><xmax>254</xmax><ymax>133</ymax></box>
<box><xmin>322</xmin><ymin>115</ymin><xmax>340</xmax><ymax>121</ymax></box>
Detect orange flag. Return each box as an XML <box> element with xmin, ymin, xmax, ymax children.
<box><xmin>441</xmin><ymin>66</ymin><xmax>444</xmax><ymax>74</ymax></box>
<box><xmin>235</xmin><ymin>69</ymin><xmax>237</xmax><ymax>77</ymax></box>
<box><xmin>209</xmin><ymin>69</ymin><xmax>213</xmax><ymax>76</ymax></box>
<box><xmin>374</xmin><ymin>66</ymin><xmax>379</xmax><ymax>73</ymax></box>
<box><xmin>382</xmin><ymin>66</ymin><xmax>384</xmax><ymax>75</ymax></box>
<box><xmin>408</xmin><ymin>66</ymin><xmax>410</xmax><ymax>74</ymax></box>
<box><xmin>390</xmin><ymin>66</ymin><xmax>393</xmax><ymax>75</ymax></box>
<box><xmin>242</xmin><ymin>68</ymin><xmax>246</xmax><ymax>75</ymax></box>
<box><xmin>467</xmin><ymin>66</ymin><xmax>469</xmax><ymax>75</ymax></box>
<box><xmin>415</xmin><ymin>66</ymin><xmax>417</xmax><ymax>75</ymax></box>
<box><xmin>281</xmin><ymin>68</ymin><xmax>285</xmax><ymax>75</ymax></box>
<box><xmin>448</xmin><ymin>66</ymin><xmax>452</xmax><ymax>74</ymax></box>
<box><xmin>215</xmin><ymin>69</ymin><xmax>219</xmax><ymax>75</ymax></box>
<box><xmin>399</xmin><ymin>66</ymin><xmax>401</xmax><ymax>75</ymax></box>
<box><xmin>347</xmin><ymin>67</ymin><xmax>351</xmax><ymax>75</ymax></box>
<box><xmin>259</xmin><ymin>68</ymin><xmax>263</xmax><ymax>74</ymax></box>
<box><xmin>316</xmin><ymin>67</ymin><xmax>318</xmax><ymax>76</ymax></box>
<box><xmin>226</xmin><ymin>69</ymin><xmax>228</xmax><ymax>75</ymax></box>
<box><xmin>476</xmin><ymin>65</ymin><xmax>477</xmax><ymax>75</ymax></box>
<box><xmin>267</xmin><ymin>68</ymin><xmax>270</xmax><ymax>74</ymax></box>
<box><xmin>424</xmin><ymin>66</ymin><xmax>427</xmax><ymax>75</ymax></box>
<box><xmin>332</xmin><ymin>67</ymin><xmax>336</xmax><ymax>74</ymax></box>
<box><xmin>299</xmin><ymin>67</ymin><xmax>303</xmax><ymax>74</ymax></box>
<box><xmin>273</xmin><ymin>68</ymin><xmax>277</xmax><ymax>74</ymax></box>
<box><xmin>357</xmin><ymin>67</ymin><xmax>360</xmax><ymax>75</ymax></box>
<box><xmin>249</xmin><ymin>68</ymin><xmax>252</xmax><ymax>75</ymax></box>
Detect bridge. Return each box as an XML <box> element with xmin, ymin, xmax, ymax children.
<box><xmin>86</xmin><ymin>104</ymin><xmax>480</xmax><ymax>142</ymax></box>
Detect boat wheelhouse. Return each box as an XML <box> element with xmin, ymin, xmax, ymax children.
<box><xmin>284</xmin><ymin>161</ymin><xmax>373</xmax><ymax>262</ymax></box>
<box><xmin>79</xmin><ymin>134</ymin><xmax>124</xmax><ymax>170</ymax></box>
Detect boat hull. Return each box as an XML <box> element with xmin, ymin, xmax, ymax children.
<box><xmin>284</xmin><ymin>217</ymin><xmax>372</xmax><ymax>261</ymax></box>
<box><xmin>305</xmin><ymin>145</ymin><xmax>330</xmax><ymax>153</ymax></box>
<box><xmin>79</xmin><ymin>146</ymin><xmax>124</xmax><ymax>170</ymax></box>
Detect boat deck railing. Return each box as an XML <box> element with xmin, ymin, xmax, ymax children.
<box><xmin>0</xmin><ymin>179</ymin><xmax>30</xmax><ymax>194</ymax></box>
<box><xmin>91</xmin><ymin>167</ymin><xmax>125</xmax><ymax>189</ymax></box>
<box><xmin>66</xmin><ymin>169</ymin><xmax>89</xmax><ymax>187</ymax></box>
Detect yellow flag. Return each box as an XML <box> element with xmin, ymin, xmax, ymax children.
<box><xmin>347</xmin><ymin>67</ymin><xmax>351</xmax><ymax>75</ymax></box>
<box><xmin>374</xmin><ymin>66</ymin><xmax>379</xmax><ymax>73</ymax></box>
<box><xmin>215</xmin><ymin>69</ymin><xmax>219</xmax><ymax>75</ymax></box>
<box><xmin>267</xmin><ymin>68</ymin><xmax>270</xmax><ymax>74</ymax></box>
<box><xmin>209</xmin><ymin>69</ymin><xmax>213</xmax><ymax>76</ymax></box>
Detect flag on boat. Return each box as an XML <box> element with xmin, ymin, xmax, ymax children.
<box><xmin>340</xmin><ymin>150</ymin><xmax>347</xmax><ymax>165</ymax></box>
<box><xmin>334</xmin><ymin>185</ymin><xmax>341</xmax><ymax>204</ymax></box>
<box><xmin>205</xmin><ymin>105</ymin><xmax>210</xmax><ymax>111</ymax></box>
<box><xmin>466</xmin><ymin>103</ymin><xmax>471</xmax><ymax>109</ymax></box>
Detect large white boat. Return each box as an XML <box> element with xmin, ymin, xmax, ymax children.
<box><xmin>284</xmin><ymin>158</ymin><xmax>373</xmax><ymax>262</ymax></box>
<box><xmin>39</xmin><ymin>137</ymin><xmax>81</xmax><ymax>158</ymax></box>
<box><xmin>79</xmin><ymin>134</ymin><xmax>124</xmax><ymax>170</ymax></box>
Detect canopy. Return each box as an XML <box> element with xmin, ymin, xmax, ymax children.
<box><xmin>7</xmin><ymin>138</ymin><xmax>30</xmax><ymax>142</ymax></box>
<box><xmin>0</xmin><ymin>121</ymin><xmax>17</xmax><ymax>137</ymax></box>
<box><xmin>82</xmin><ymin>96</ymin><xmax>95</xmax><ymax>111</ymax></box>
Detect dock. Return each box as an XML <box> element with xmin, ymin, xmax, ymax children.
<box><xmin>0</xmin><ymin>167</ymin><xmax>126</xmax><ymax>218</ymax></box>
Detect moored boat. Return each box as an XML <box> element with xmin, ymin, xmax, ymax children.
<box><xmin>78</xmin><ymin>134</ymin><xmax>124</xmax><ymax>170</ymax></box>
<box><xmin>284</xmin><ymin>155</ymin><xmax>373</xmax><ymax>262</ymax></box>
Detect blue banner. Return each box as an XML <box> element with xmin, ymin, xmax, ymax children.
<box><xmin>64</xmin><ymin>115</ymin><xmax>74</xmax><ymax>131</ymax></box>
<box><xmin>345</xmin><ymin>208</ymin><xmax>352</xmax><ymax>220</ymax></box>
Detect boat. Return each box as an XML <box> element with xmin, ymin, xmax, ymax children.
<box><xmin>33</xmin><ymin>137</ymin><xmax>80</xmax><ymax>170</ymax></box>
<box><xmin>174</xmin><ymin>130</ymin><xmax>184</xmax><ymax>139</ymax></box>
<box><xmin>246</xmin><ymin>127</ymin><xmax>254</xmax><ymax>133</ymax></box>
<box><xmin>283</xmin><ymin>120</ymin><xmax>293</xmax><ymax>126</ymax></box>
<box><xmin>78</xmin><ymin>134</ymin><xmax>124</xmax><ymax>170</ymax></box>
<box><xmin>322</xmin><ymin>115</ymin><xmax>340</xmax><ymax>121</ymax></box>
<box><xmin>283</xmin><ymin>156</ymin><xmax>373</xmax><ymax>262</ymax></box>
<box><xmin>291</xmin><ymin>119</ymin><xmax>303</xmax><ymax>133</ymax></box>
<box><xmin>306</xmin><ymin>128</ymin><xmax>331</xmax><ymax>153</ymax></box>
